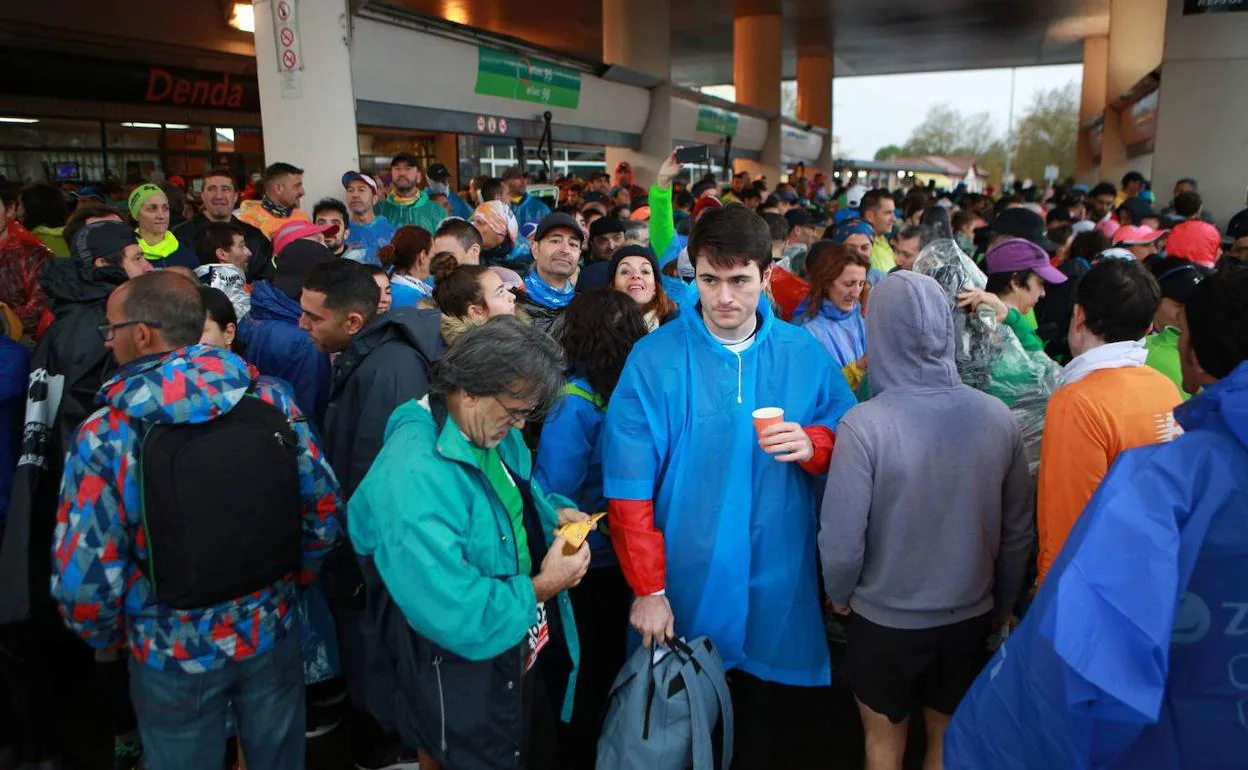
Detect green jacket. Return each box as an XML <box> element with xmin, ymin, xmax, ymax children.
<box><xmin>32</xmin><ymin>225</ymin><xmax>69</xmax><ymax>258</ymax></box>
<box><xmin>348</xmin><ymin>397</ymin><xmax>581</xmax><ymax>717</ymax></box>
<box><xmin>1005</xmin><ymin>307</ymin><xmax>1045</xmax><ymax>352</ymax></box>
<box><xmin>648</xmin><ymin>185</ymin><xmax>676</xmax><ymax>259</ymax></box>
<box><xmin>374</xmin><ymin>192</ymin><xmax>447</xmax><ymax>234</ymax></box>
<box><xmin>1145</xmin><ymin>327</ymin><xmax>1190</xmax><ymax>401</ymax></box>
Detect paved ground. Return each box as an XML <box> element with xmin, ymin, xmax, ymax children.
<box><xmin>52</xmin><ymin>639</ymin><xmax>929</xmax><ymax>770</ymax></box>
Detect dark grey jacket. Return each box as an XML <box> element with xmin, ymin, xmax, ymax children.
<box><xmin>322</xmin><ymin>308</ymin><xmax>443</xmax><ymax>501</ymax></box>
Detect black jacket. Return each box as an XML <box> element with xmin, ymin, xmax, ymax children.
<box><xmin>513</xmin><ymin>293</ymin><xmax>566</xmax><ymax>340</ymax></box>
<box><xmin>1034</xmin><ymin>256</ymin><xmax>1090</xmax><ymax>362</ymax></box>
<box><xmin>172</xmin><ymin>214</ymin><xmax>272</xmax><ymax>282</ymax></box>
<box><xmin>0</xmin><ymin>258</ymin><xmax>124</xmax><ymax>625</ymax></box>
<box><xmin>322</xmin><ymin>308</ymin><xmax>443</xmax><ymax>500</ymax></box>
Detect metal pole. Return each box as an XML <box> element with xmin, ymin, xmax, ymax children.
<box><xmin>1002</xmin><ymin>67</ymin><xmax>1016</xmax><ymax>186</ymax></box>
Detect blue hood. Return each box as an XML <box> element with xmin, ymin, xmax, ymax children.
<box><xmin>249</xmin><ymin>280</ymin><xmax>303</xmax><ymax>325</ymax></box>
<box><xmin>99</xmin><ymin>344</ymin><xmax>253</xmax><ymax>425</ymax></box>
<box><xmin>1174</xmin><ymin>359</ymin><xmax>1248</xmax><ymax>450</ymax></box>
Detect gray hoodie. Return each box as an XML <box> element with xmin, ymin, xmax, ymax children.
<box><xmin>818</xmin><ymin>271</ymin><xmax>1034</xmax><ymax>629</ymax></box>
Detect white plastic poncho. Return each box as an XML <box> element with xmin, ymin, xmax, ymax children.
<box><xmin>914</xmin><ymin>239</ymin><xmax>1061</xmax><ymax>471</ymax></box>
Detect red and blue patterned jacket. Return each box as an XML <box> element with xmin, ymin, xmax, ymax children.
<box><xmin>51</xmin><ymin>344</ymin><xmax>343</xmax><ymax>673</ymax></box>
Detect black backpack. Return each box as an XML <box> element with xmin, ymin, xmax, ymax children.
<box><xmin>137</xmin><ymin>391</ymin><xmax>304</xmax><ymax>610</ymax></box>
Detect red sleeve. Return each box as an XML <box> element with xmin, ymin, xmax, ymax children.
<box><xmin>608</xmin><ymin>498</ymin><xmax>666</xmax><ymax>596</ymax></box>
<box><xmin>798</xmin><ymin>425</ymin><xmax>836</xmax><ymax>476</ymax></box>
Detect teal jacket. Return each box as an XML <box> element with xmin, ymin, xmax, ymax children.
<box><xmin>374</xmin><ymin>192</ymin><xmax>447</xmax><ymax>235</ymax></box>
<box><xmin>349</xmin><ymin>397</ymin><xmax>581</xmax><ymax>718</ymax></box>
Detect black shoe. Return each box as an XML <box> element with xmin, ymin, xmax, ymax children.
<box><xmin>353</xmin><ymin>745</ymin><xmax>421</xmax><ymax>770</ymax></box>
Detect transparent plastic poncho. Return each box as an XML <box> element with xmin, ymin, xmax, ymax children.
<box><xmin>914</xmin><ymin>240</ymin><xmax>1061</xmax><ymax>471</ymax></box>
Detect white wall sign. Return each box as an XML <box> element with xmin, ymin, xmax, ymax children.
<box><xmin>272</xmin><ymin>0</ymin><xmax>302</xmax><ymax>99</ymax></box>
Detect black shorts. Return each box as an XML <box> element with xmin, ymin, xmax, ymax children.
<box><xmin>843</xmin><ymin>612</ymin><xmax>992</xmax><ymax>723</ymax></box>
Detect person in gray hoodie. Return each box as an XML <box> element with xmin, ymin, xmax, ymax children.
<box><xmin>817</xmin><ymin>270</ymin><xmax>1034</xmax><ymax>770</ymax></box>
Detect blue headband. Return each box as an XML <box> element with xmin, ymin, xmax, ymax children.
<box><xmin>831</xmin><ymin>218</ymin><xmax>875</xmax><ymax>244</ymax></box>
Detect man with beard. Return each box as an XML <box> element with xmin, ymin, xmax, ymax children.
<box><xmin>173</xmin><ymin>168</ymin><xmax>271</xmax><ymax>281</ymax></box>
<box><xmin>237</xmin><ymin>162</ymin><xmax>311</xmax><ymax>241</ymax></box>
<box><xmin>374</xmin><ymin>152</ymin><xmax>446</xmax><ymax>234</ymax></box>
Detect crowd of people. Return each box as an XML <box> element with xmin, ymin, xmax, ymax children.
<box><xmin>0</xmin><ymin>151</ymin><xmax>1245</xmax><ymax>770</ymax></box>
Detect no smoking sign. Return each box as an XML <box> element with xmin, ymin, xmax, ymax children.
<box><xmin>282</xmin><ymin>49</ymin><xmax>298</xmax><ymax>70</ymax></box>
<box><xmin>276</xmin><ymin>0</ymin><xmax>291</xmax><ymax>20</ymax></box>
<box><xmin>280</xmin><ymin>27</ymin><xmax>295</xmax><ymax>47</ymax></box>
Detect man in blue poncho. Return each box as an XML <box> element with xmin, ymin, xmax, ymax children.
<box><xmin>945</xmin><ymin>265</ymin><xmax>1248</xmax><ymax>770</ymax></box>
<box><xmin>603</xmin><ymin>204</ymin><xmax>857</xmax><ymax>764</ymax></box>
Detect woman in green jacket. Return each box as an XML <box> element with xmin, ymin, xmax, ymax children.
<box><xmin>349</xmin><ymin>316</ymin><xmax>591</xmax><ymax>770</ymax></box>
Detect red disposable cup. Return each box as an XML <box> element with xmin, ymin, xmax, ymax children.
<box><xmin>752</xmin><ymin>407</ymin><xmax>784</xmax><ymax>438</ymax></box>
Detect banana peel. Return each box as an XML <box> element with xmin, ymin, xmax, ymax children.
<box><xmin>557</xmin><ymin>512</ymin><xmax>607</xmax><ymax>555</ymax></box>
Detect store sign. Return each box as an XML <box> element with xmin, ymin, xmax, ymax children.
<box><xmin>696</xmin><ymin>105</ymin><xmax>739</xmax><ymax>137</ymax></box>
<box><xmin>1184</xmin><ymin>0</ymin><xmax>1248</xmax><ymax>12</ymax></box>
<box><xmin>474</xmin><ymin>47</ymin><xmax>581</xmax><ymax>109</ymax></box>
<box><xmin>0</xmin><ymin>49</ymin><xmax>260</xmax><ymax>112</ymax></box>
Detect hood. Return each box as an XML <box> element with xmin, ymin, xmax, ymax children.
<box><xmin>440</xmin><ymin>312</ymin><xmax>484</xmax><ymax>345</ymax></box>
<box><xmin>248</xmin><ymin>279</ymin><xmax>303</xmax><ymax>325</ymax></box>
<box><xmin>1175</xmin><ymin>359</ymin><xmax>1248</xmax><ymax>450</ymax></box>
<box><xmin>335</xmin><ymin>308</ymin><xmax>443</xmax><ymax>382</ymax></box>
<box><xmin>39</xmin><ymin>255</ymin><xmax>126</xmax><ymax>312</ymax></box>
<box><xmin>866</xmin><ymin>271</ymin><xmax>960</xmax><ymax>393</ymax></box>
<box><xmin>99</xmin><ymin>344</ymin><xmax>253</xmax><ymax>425</ymax></box>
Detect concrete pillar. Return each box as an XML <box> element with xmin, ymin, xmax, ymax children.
<box><xmin>253</xmin><ymin>0</ymin><xmax>359</xmax><ymax>211</ymax></box>
<box><xmin>796</xmin><ymin>52</ymin><xmax>834</xmax><ymax>175</ymax></box>
<box><xmin>1077</xmin><ymin>36</ymin><xmax>1108</xmax><ymax>183</ymax></box>
<box><xmin>1153</xmin><ymin>0</ymin><xmax>1248</xmax><ymax>226</ymax></box>
<box><xmin>733</xmin><ymin>0</ymin><xmax>782</xmax><ymax>184</ymax></box>
<box><xmin>1099</xmin><ymin>0</ymin><xmax>1165</xmax><ymax>186</ymax></box>
<box><xmin>602</xmin><ymin>0</ymin><xmax>672</xmax><ymax>189</ymax></box>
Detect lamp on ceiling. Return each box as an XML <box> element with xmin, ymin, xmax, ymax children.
<box><xmin>227</xmin><ymin>1</ymin><xmax>255</xmax><ymax>33</ymax></box>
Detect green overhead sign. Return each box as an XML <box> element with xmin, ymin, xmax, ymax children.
<box><xmin>696</xmin><ymin>104</ymin><xmax>739</xmax><ymax>137</ymax></box>
<box><xmin>475</xmin><ymin>47</ymin><xmax>581</xmax><ymax>109</ymax></box>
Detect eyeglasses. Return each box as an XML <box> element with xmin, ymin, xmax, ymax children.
<box><xmin>492</xmin><ymin>395</ymin><xmax>539</xmax><ymax>426</ymax></box>
<box><xmin>97</xmin><ymin>320</ymin><xmax>162</xmax><ymax>341</ymax></box>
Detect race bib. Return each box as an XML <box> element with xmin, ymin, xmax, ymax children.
<box><xmin>525</xmin><ymin>602</ymin><xmax>550</xmax><ymax>675</ymax></box>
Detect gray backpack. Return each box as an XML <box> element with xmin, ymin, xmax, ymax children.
<box><xmin>596</xmin><ymin>636</ymin><xmax>734</xmax><ymax>770</ymax></box>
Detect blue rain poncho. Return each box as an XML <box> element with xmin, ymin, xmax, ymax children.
<box><xmin>945</xmin><ymin>361</ymin><xmax>1248</xmax><ymax>769</ymax></box>
<box><xmin>603</xmin><ymin>292</ymin><xmax>857</xmax><ymax>686</ymax></box>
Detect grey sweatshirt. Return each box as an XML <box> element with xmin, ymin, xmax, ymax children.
<box><xmin>818</xmin><ymin>271</ymin><xmax>1035</xmax><ymax>630</ymax></box>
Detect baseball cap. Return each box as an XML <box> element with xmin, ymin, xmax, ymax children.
<box><xmin>991</xmin><ymin>208</ymin><xmax>1057</xmax><ymax>253</ymax></box>
<box><xmin>1225</xmin><ymin>207</ymin><xmax>1248</xmax><ymax>241</ymax></box>
<box><xmin>533</xmin><ymin>212</ymin><xmax>582</xmax><ymax>242</ymax></box>
<box><xmin>426</xmin><ymin>163</ymin><xmax>452</xmax><ymax>183</ymax></box>
<box><xmin>589</xmin><ymin>217</ymin><xmax>625</xmax><ymax>239</ymax></box>
<box><xmin>785</xmin><ymin>208</ymin><xmax>813</xmax><ymax>228</ymax></box>
<box><xmin>272</xmin><ymin>239</ymin><xmax>335</xmax><ymax>300</ymax></box>
<box><xmin>630</xmin><ymin>206</ymin><xmax>651</xmax><ymax>221</ymax></box>
<box><xmin>1149</xmin><ymin>256</ymin><xmax>1203</xmax><ymax>305</ymax></box>
<box><xmin>341</xmin><ymin>171</ymin><xmax>378</xmax><ymax>195</ymax></box>
<box><xmin>1098</xmin><ymin>247</ymin><xmax>1138</xmax><ymax>262</ymax></box>
<box><xmin>1118</xmin><ymin>196</ymin><xmax>1158</xmax><ymax>224</ymax></box>
<box><xmin>72</xmin><ymin>220</ymin><xmax>137</xmax><ymax>263</ymax></box>
<box><xmin>693</xmin><ymin>196</ymin><xmax>724</xmax><ymax>221</ymax></box>
<box><xmin>390</xmin><ymin>151</ymin><xmax>421</xmax><ymax>168</ymax></box>
<box><xmin>273</xmin><ymin>220</ymin><xmax>340</xmax><ymax>257</ymax></box>
<box><xmin>984</xmin><ymin>238</ymin><xmax>1068</xmax><ymax>284</ymax></box>
<box><xmin>1165</xmin><ymin>220</ymin><xmax>1221</xmax><ymax>267</ymax></box>
<box><xmin>1112</xmin><ymin>225</ymin><xmax>1168</xmax><ymax>246</ymax></box>
<box><xmin>501</xmin><ymin>165</ymin><xmax>528</xmax><ymax>182</ymax></box>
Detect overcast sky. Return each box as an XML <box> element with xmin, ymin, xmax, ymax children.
<box><xmin>704</xmin><ymin>63</ymin><xmax>1082</xmax><ymax>160</ymax></box>
<box><xmin>831</xmin><ymin>64</ymin><xmax>1083</xmax><ymax>159</ymax></box>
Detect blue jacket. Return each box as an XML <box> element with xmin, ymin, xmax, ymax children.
<box><xmin>534</xmin><ymin>378</ymin><xmax>615</xmax><ymax>567</ymax></box>
<box><xmin>0</xmin><ymin>337</ymin><xmax>30</xmax><ymax>530</ymax></box>
<box><xmin>945</xmin><ymin>360</ymin><xmax>1248</xmax><ymax>770</ymax></box>
<box><xmin>793</xmin><ymin>299</ymin><xmax>867</xmax><ymax>369</ymax></box>
<box><xmin>239</xmin><ymin>280</ymin><xmax>330</xmax><ymax>426</ymax></box>
<box><xmin>603</xmin><ymin>294</ymin><xmax>857</xmax><ymax>686</ymax></box>
<box><xmin>344</xmin><ymin>217</ymin><xmax>397</xmax><ymax>267</ymax></box>
<box><xmin>511</xmin><ymin>193</ymin><xmax>551</xmax><ymax>230</ymax></box>
<box><xmin>448</xmin><ymin>190</ymin><xmax>474</xmax><ymax>220</ymax></box>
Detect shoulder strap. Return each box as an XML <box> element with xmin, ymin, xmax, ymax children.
<box><xmin>689</xmin><ymin>638</ymin><xmax>735</xmax><ymax>770</ymax></box>
<box><xmin>562</xmin><ymin>382</ymin><xmax>604</xmax><ymax>410</ymax></box>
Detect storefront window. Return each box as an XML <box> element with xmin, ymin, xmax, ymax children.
<box><xmin>0</xmin><ymin>117</ymin><xmax>101</xmax><ymax>149</ymax></box>
<box><xmin>358</xmin><ymin>128</ymin><xmax>437</xmax><ymax>176</ymax></box>
<box><xmin>105</xmin><ymin>122</ymin><xmax>162</xmax><ymax>149</ymax></box>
